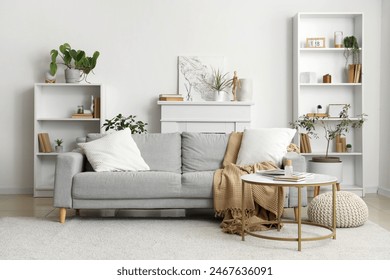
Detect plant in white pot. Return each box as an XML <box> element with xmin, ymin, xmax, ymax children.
<box><xmin>290</xmin><ymin>105</ymin><xmax>367</xmax><ymax>192</ymax></box>
<box><xmin>54</xmin><ymin>139</ymin><xmax>64</xmax><ymax>153</ymax></box>
<box><xmin>49</xmin><ymin>43</ymin><xmax>100</xmax><ymax>83</ymax></box>
<box><xmin>205</xmin><ymin>68</ymin><xmax>232</xmax><ymax>101</ymax></box>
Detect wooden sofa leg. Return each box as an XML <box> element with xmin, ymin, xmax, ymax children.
<box><xmin>59</xmin><ymin>208</ymin><xmax>66</xmax><ymax>224</ymax></box>
<box><xmin>75</xmin><ymin>209</ymin><xmax>80</xmax><ymax>216</ymax></box>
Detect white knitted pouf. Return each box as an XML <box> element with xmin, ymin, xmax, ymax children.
<box><xmin>308</xmin><ymin>191</ymin><xmax>369</xmax><ymax>228</ymax></box>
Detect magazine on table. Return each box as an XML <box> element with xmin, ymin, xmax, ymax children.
<box><xmin>256</xmin><ymin>169</ymin><xmax>313</xmax><ymax>181</ymax></box>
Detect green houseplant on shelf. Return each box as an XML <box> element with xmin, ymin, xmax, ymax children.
<box><xmin>290</xmin><ymin>104</ymin><xmax>367</xmax><ymax>184</ymax></box>
<box><xmin>54</xmin><ymin>139</ymin><xmax>64</xmax><ymax>153</ymax></box>
<box><xmin>49</xmin><ymin>43</ymin><xmax>100</xmax><ymax>83</ymax></box>
<box><xmin>102</xmin><ymin>114</ymin><xmax>148</xmax><ymax>134</ymax></box>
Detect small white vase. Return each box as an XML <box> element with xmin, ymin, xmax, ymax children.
<box><xmin>45</xmin><ymin>72</ymin><xmax>56</xmax><ymax>83</ymax></box>
<box><xmin>214</xmin><ymin>91</ymin><xmax>226</xmax><ymax>102</ymax></box>
<box><xmin>237</xmin><ymin>79</ymin><xmax>253</xmax><ymax>101</ymax></box>
<box><xmin>65</xmin><ymin>68</ymin><xmax>81</xmax><ymax>83</ymax></box>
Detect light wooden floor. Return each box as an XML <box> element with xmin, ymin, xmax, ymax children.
<box><xmin>0</xmin><ymin>194</ymin><xmax>389</xmax><ymax>231</ymax></box>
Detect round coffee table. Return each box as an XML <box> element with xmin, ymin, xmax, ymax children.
<box><xmin>240</xmin><ymin>173</ymin><xmax>337</xmax><ymax>251</ymax></box>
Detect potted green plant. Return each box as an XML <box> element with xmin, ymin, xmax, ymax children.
<box><xmin>205</xmin><ymin>68</ymin><xmax>232</xmax><ymax>101</ymax></box>
<box><xmin>54</xmin><ymin>139</ymin><xmax>64</xmax><ymax>153</ymax></box>
<box><xmin>346</xmin><ymin>143</ymin><xmax>352</xmax><ymax>153</ymax></box>
<box><xmin>49</xmin><ymin>43</ymin><xmax>100</xmax><ymax>83</ymax></box>
<box><xmin>290</xmin><ymin>105</ymin><xmax>366</xmax><ymax>183</ymax></box>
<box><xmin>102</xmin><ymin>114</ymin><xmax>148</xmax><ymax>134</ymax></box>
<box><xmin>343</xmin><ymin>36</ymin><xmax>361</xmax><ymax>82</ymax></box>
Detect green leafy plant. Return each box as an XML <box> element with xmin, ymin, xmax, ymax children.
<box><xmin>346</xmin><ymin>143</ymin><xmax>352</xmax><ymax>148</ymax></box>
<box><xmin>290</xmin><ymin>105</ymin><xmax>367</xmax><ymax>157</ymax></box>
<box><xmin>55</xmin><ymin>139</ymin><xmax>63</xmax><ymax>146</ymax></box>
<box><xmin>50</xmin><ymin>43</ymin><xmax>100</xmax><ymax>82</ymax></box>
<box><xmin>102</xmin><ymin>114</ymin><xmax>148</xmax><ymax>134</ymax></box>
<box><xmin>343</xmin><ymin>36</ymin><xmax>360</xmax><ymax>66</ymax></box>
<box><xmin>206</xmin><ymin>68</ymin><xmax>232</xmax><ymax>92</ymax></box>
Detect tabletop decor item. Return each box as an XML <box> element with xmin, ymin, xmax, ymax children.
<box><xmin>334</xmin><ymin>31</ymin><xmax>343</xmax><ymax>48</ymax></box>
<box><xmin>54</xmin><ymin>139</ymin><xmax>63</xmax><ymax>153</ymax></box>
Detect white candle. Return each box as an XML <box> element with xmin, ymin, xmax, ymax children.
<box><xmin>334</xmin><ymin>31</ymin><xmax>343</xmax><ymax>48</ymax></box>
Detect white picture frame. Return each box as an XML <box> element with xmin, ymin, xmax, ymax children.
<box><xmin>328</xmin><ymin>104</ymin><xmax>347</xmax><ymax>118</ymax></box>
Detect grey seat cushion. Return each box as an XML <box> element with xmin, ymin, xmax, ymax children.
<box><xmin>72</xmin><ymin>171</ymin><xmax>181</xmax><ymax>199</ymax></box>
<box><xmin>181</xmin><ymin>171</ymin><xmax>214</xmax><ymax>198</ymax></box>
<box><xmin>85</xmin><ymin>132</ymin><xmax>181</xmax><ymax>173</ymax></box>
<box><xmin>182</xmin><ymin>132</ymin><xmax>229</xmax><ymax>172</ymax></box>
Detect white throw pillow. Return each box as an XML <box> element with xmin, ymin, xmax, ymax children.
<box><xmin>78</xmin><ymin>129</ymin><xmax>150</xmax><ymax>172</ymax></box>
<box><xmin>236</xmin><ymin>128</ymin><xmax>296</xmax><ymax>167</ymax></box>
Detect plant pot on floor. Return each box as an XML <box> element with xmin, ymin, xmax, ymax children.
<box><xmin>308</xmin><ymin>157</ymin><xmax>343</xmax><ymax>196</ymax></box>
<box><xmin>65</xmin><ymin>68</ymin><xmax>81</xmax><ymax>83</ymax></box>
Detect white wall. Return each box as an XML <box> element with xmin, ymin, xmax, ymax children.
<box><xmin>0</xmin><ymin>0</ymin><xmax>383</xmax><ymax>194</ymax></box>
<box><xmin>379</xmin><ymin>0</ymin><xmax>390</xmax><ymax>196</ymax></box>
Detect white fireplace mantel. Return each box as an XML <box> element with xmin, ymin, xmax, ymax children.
<box><xmin>158</xmin><ymin>101</ymin><xmax>254</xmax><ymax>133</ymax></box>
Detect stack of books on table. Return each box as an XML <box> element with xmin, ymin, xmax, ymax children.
<box><xmin>256</xmin><ymin>170</ymin><xmax>313</xmax><ymax>182</ymax></box>
<box><xmin>159</xmin><ymin>94</ymin><xmax>184</xmax><ymax>101</ymax></box>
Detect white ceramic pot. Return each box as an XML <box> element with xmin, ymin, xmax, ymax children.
<box><xmin>214</xmin><ymin>90</ymin><xmax>226</xmax><ymax>101</ymax></box>
<box><xmin>55</xmin><ymin>146</ymin><xmax>64</xmax><ymax>153</ymax></box>
<box><xmin>237</xmin><ymin>79</ymin><xmax>253</xmax><ymax>101</ymax></box>
<box><xmin>308</xmin><ymin>160</ymin><xmax>343</xmax><ymax>183</ymax></box>
<box><xmin>65</xmin><ymin>68</ymin><xmax>81</xmax><ymax>83</ymax></box>
<box><xmin>45</xmin><ymin>72</ymin><xmax>56</xmax><ymax>83</ymax></box>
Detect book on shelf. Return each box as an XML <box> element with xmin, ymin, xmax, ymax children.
<box><xmin>306</xmin><ymin>113</ymin><xmax>328</xmax><ymax>118</ymax></box>
<box><xmin>305</xmin><ymin>134</ymin><xmax>312</xmax><ymax>153</ymax></box>
<box><xmin>348</xmin><ymin>64</ymin><xmax>362</xmax><ymax>83</ymax></box>
<box><xmin>93</xmin><ymin>97</ymin><xmax>100</xmax><ymax>118</ymax></box>
<box><xmin>72</xmin><ymin>113</ymin><xmax>93</xmax><ymax>119</ymax></box>
<box><xmin>159</xmin><ymin>94</ymin><xmax>184</xmax><ymax>101</ymax></box>
<box><xmin>38</xmin><ymin>133</ymin><xmax>52</xmax><ymax>153</ymax></box>
<box><xmin>300</xmin><ymin>133</ymin><xmax>311</xmax><ymax>153</ymax></box>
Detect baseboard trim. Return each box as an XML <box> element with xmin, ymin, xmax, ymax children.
<box><xmin>0</xmin><ymin>187</ymin><xmax>33</xmax><ymax>195</ymax></box>
<box><xmin>378</xmin><ymin>187</ymin><xmax>390</xmax><ymax>198</ymax></box>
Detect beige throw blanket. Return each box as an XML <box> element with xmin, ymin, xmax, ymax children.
<box><xmin>213</xmin><ymin>132</ymin><xmax>284</xmax><ymax>234</ymax></box>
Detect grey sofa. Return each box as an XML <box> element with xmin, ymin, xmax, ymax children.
<box><xmin>54</xmin><ymin>132</ymin><xmax>306</xmax><ymax>223</ymax></box>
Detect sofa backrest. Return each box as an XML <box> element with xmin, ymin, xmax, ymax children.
<box><xmin>181</xmin><ymin>132</ymin><xmax>229</xmax><ymax>172</ymax></box>
<box><xmin>132</xmin><ymin>133</ymin><xmax>182</xmax><ymax>173</ymax></box>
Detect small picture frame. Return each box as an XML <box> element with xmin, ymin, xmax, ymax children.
<box><xmin>306</xmin><ymin>37</ymin><xmax>326</xmax><ymax>48</ymax></box>
<box><xmin>328</xmin><ymin>104</ymin><xmax>347</xmax><ymax>118</ymax></box>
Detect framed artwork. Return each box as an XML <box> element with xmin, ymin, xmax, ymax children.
<box><xmin>306</xmin><ymin>37</ymin><xmax>326</xmax><ymax>48</ymax></box>
<box><xmin>328</xmin><ymin>104</ymin><xmax>347</xmax><ymax>118</ymax></box>
<box><xmin>178</xmin><ymin>56</ymin><xmax>225</xmax><ymax>101</ymax></box>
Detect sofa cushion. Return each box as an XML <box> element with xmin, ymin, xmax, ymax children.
<box><xmin>72</xmin><ymin>171</ymin><xmax>181</xmax><ymax>199</ymax></box>
<box><xmin>182</xmin><ymin>132</ymin><xmax>229</xmax><ymax>172</ymax></box>
<box><xmin>77</xmin><ymin>130</ymin><xmax>150</xmax><ymax>172</ymax></box>
<box><xmin>85</xmin><ymin>132</ymin><xmax>182</xmax><ymax>173</ymax></box>
<box><xmin>236</xmin><ymin>128</ymin><xmax>296</xmax><ymax>167</ymax></box>
<box><xmin>181</xmin><ymin>171</ymin><xmax>214</xmax><ymax>198</ymax></box>
<box><xmin>132</xmin><ymin>133</ymin><xmax>181</xmax><ymax>173</ymax></box>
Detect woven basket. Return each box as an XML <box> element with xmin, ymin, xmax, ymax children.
<box><xmin>308</xmin><ymin>191</ymin><xmax>368</xmax><ymax>228</ymax></box>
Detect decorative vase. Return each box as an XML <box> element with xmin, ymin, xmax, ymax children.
<box><xmin>55</xmin><ymin>146</ymin><xmax>64</xmax><ymax>153</ymax></box>
<box><xmin>65</xmin><ymin>68</ymin><xmax>81</xmax><ymax>83</ymax></box>
<box><xmin>45</xmin><ymin>72</ymin><xmax>56</xmax><ymax>83</ymax></box>
<box><xmin>236</xmin><ymin>79</ymin><xmax>253</xmax><ymax>101</ymax></box>
<box><xmin>347</xmin><ymin>147</ymin><xmax>352</xmax><ymax>153</ymax></box>
<box><xmin>214</xmin><ymin>90</ymin><xmax>226</xmax><ymax>102</ymax></box>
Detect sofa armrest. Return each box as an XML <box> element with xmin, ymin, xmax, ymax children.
<box><xmin>53</xmin><ymin>152</ymin><xmax>84</xmax><ymax>208</ymax></box>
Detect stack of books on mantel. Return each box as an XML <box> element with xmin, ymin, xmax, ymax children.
<box><xmin>256</xmin><ymin>169</ymin><xmax>313</xmax><ymax>182</ymax></box>
<box><xmin>159</xmin><ymin>94</ymin><xmax>184</xmax><ymax>101</ymax></box>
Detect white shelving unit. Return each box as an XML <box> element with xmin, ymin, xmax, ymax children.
<box><xmin>33</xmin><ymin>83</ymin><xmax>105</xmax><ymax>197</ymax></box>
<box><xmin>293</xmin><ymin>13</ymin><xmax>365</xmax><ymax>196</ymax></box>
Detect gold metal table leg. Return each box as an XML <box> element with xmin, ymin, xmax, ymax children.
<box><xmin>241</xmin><ymin>180</ymin><xmax>245</xmax><ymax>241</ymax></box>
<box><xmin>332</xmin><ymin>183</ymin><xmax>337</xmax><ymax>239</ymax></box>
<box><xmin>277</xmin><ymin>186</ymin><xmax>281</xmax><ymax>231</ymax></box>
<box><xmin>298</xmin><ymin>186</ymin><xmax>302</xmax><ymax>251</ymax></box>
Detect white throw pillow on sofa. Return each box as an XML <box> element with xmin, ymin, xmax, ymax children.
<box><xmin>78</xmin><ymin>129</ymin><xmax>150</xmax><ymax>172</ymax></box>
<box><xmin>236</xmin><ymin>128</ymin><xmax>296</xmax><ymax>167</ymax></box>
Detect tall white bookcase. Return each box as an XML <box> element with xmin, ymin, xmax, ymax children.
<box><xmin>293</xmin><ymin>13</ymin><xmax>365</xmax><ymax>196</ymax></box>
<box><xmin>33</xmin><ymin>83</ymin><xmax>105</xmax><ymax>197</ymax></box>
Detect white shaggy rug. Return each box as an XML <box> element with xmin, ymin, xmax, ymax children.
<box><xmin>1</xmin><ymin>216</ymin><xmax>390</xmax><ymax>260</ymax></box>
